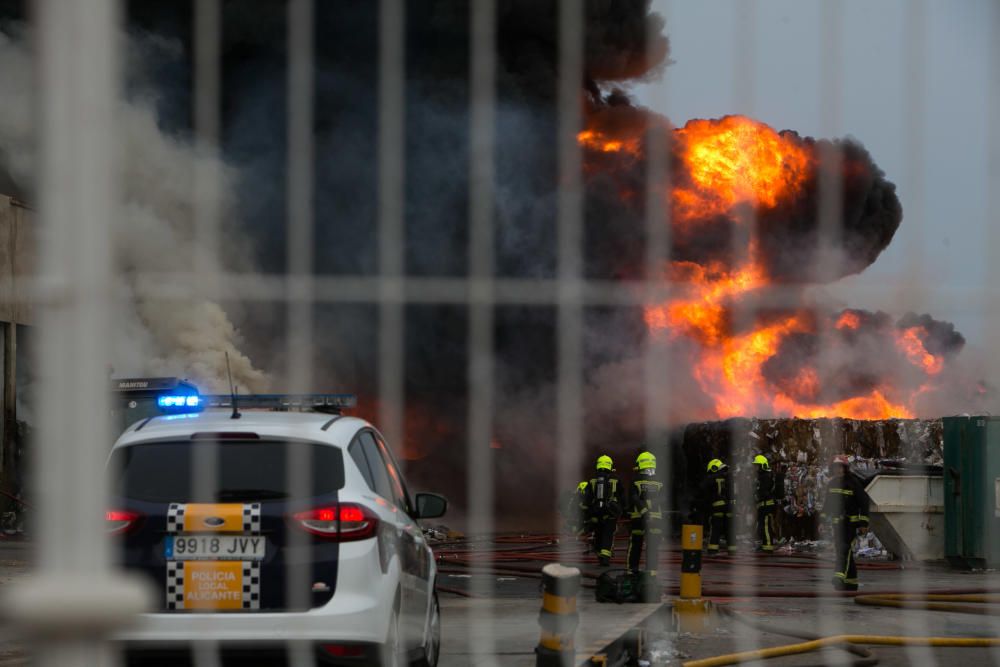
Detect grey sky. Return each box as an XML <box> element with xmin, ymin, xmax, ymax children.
<box><xmin>634</xmin><ymin>0</ymin><xmax>997</xmax><ymax>346</ymax></box>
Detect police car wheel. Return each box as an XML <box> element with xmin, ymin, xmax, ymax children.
<box><xmin>381</xmin><ymin>606</ymin><xmax>402</xmax><ymax>667</ymax></box>
<box><xmin>413</xmin><ymin>592</ymin><xmax>441</xmax><ymax>667</ymax></box>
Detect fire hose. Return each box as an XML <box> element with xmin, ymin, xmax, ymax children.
<box><xmin>684</xmin><ymin>594</ymin><xmax>1000</xmax><ymax>666</ymax></box>
<box><xmin>853</xmin><ymin>593</ymin><xmax>1000</xmax><ymax>615</ymax></box>
<box><xmin>713</xmin><ymin>605</ymin><xmax>877</xmax><ymax>667</ymax></box>
<box><xmin>682</xmin><ymin>634</ymin><xmax>1000</xmax><ymax>667</ymax></box>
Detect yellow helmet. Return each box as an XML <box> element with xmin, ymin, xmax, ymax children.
<box><xmin>636</xmin><ymin>451</ymin><xmax>656</xmax><ymax>471</ymax></box>
<box><xmin>707</xmin><ymin>458</ymin><xmax>725</xmax><ymax>473</ymax></box>
<box><xmin>753</xmin><ymin>454</ymin><xmax>770</xmax><ymax>470</ymax></box>
<box><xmin>596</xmin><ymin>455</ymin><xmax>613</xmax><ymax>471</ymax></box>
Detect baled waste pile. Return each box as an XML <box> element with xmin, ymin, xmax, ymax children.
<box><xmin>678</xmin><ymin>418</ymin><xmax>942</xmax><ymax>543</ymax></box>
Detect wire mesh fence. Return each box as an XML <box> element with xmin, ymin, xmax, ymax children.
<box><xmin>0</xmin><ymin>0</ymin><xmax>998</xmax><ymax>666</ymax></box>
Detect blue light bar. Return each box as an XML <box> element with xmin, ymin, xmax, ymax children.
<box><xmin>157</xmin><ymin>395</ymin><xmax>203</xmax><ymax>409</ymax></box>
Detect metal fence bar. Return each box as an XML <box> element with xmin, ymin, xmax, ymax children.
<box><xmin>377</xmin><ymin>0</ymin><xmax>406</xmax><ymax>465</ymax></box>
<box><xmin>642</xmin><ymin>8</ymin><xmax>674</xmax><ymax>588</ymax></box>
<box><xmin>467</xmin><ymin>0</ymin><xmax>498</xmax><ymax>661</ymax></box>
<box><xmin>555</xmin><ymin>0</ymin><xmax>584</xmax><ymax>564</ymax></box>
<box><xmin>814</xmin><ymin>4</ymin><xmax>848</xmax><ymax>655</ymax></box>
<box><xmin>119</xmin><ymin>272</ymin><xmax>1000</xmax><ymax>307</ymax></box>
<box><xmin>899</xmin><ymin>3</ymin><xmax>936</xmax><ymax>665</ymax></box>
<box><xmin>728</xmin><ymin>2</ymin><xmax>759</xmax><ymax>658</ymax></box>
<box><xmin>190</xmin><ymin>6</ymin><xmax>224</xmax><ymax>664</ymax></box>
<box><xmin>985</xmin><ymin>5</ymin><xmax>1000</xmax><ymax>662</ymax></box>
<box><xmin>193</xmin><ymin>0</ymin><xmax>222</xmax><ymax>279</ymax></box>
<box><xmin>286</xmin><ymin>1</ymin><xmax>317</xmax><ymax>664</ymax></box>
<box><xmin>25</xmin><ymin>2</ymin><xmax>147</xmax><ymax>666</ymax></box>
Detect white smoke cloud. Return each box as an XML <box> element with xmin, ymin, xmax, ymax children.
<box><xmin>0</xmin><ymin>28</ymin><xmax>269</xmax><ymax>393</ymax></box>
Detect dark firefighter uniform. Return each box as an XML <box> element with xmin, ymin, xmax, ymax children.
<box><xmin>753</xmin><ymin>455</ymin><xmax>777</xmax><ymax>553</ymax></box>
<box><xmin>822</xmin><ymin>456</ymin><xmax>869</xmax><ymax>591</ymax></box>
<box><xmin>701</xmin><ymin>458</ymin><xmax>736</xmax><ymax>555</ymax></box>
<box><xmin>562</xmin><ymin>481</ymin><xmax>589</xmax><ymax>536</ymax></box>
<box><xmin>582</xmin><ymin>455</ymin><xmax>622</xmax><ymax>566</ymax></box>
<box><xmin>626</xmin><ymin>451</ymin><xmax>664</xmax><ymax>576</ymax></box>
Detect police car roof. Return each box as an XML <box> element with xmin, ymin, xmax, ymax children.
<box><xmin>112</xmin><ymin>409</ymin><xmax>372</xmax><ymax>450</ymax></box>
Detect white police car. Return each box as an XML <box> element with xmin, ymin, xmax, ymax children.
<box><xmin>107</xmin><ymin>393</ymin><xmax>446</xmax><ymax>666</ymax></box>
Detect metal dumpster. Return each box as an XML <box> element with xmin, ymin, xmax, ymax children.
<box><xmin>864</xmin><ymin>474</ymin><xmax>943</xmax><ymax>560</ymax></box>
<box><xmin>942</xmin><ymin>416</ymin><xmax>1000</xmax><ymax>569</ymax></box>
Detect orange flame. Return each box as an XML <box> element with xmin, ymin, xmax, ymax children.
<box><xmin>581</xmin><ymin>114</ymin><xmax>922</xmax><ymax>420</ymax></box>
<box><xmin>836</xmin><ymin>312</ymin><xmax>862</xmax><ymax>330</ymax></box>
<box><xmin>673</xmin><ymin>116</ymin><xmax>813</xmax><ymax>223</ymax></box>
<box><xmin>896</xmin><ymin>327</ymin><xmax>943</xmax><ymax>376</ymax></box>
<box><xmin>576</xmin><ymin>129</ymin><xmax>636</xmax><ymax>154</ymax></box>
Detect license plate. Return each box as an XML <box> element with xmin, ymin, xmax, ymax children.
<box><xmin>165</xmin><ymin>535</ymin><xmax>265</xmax><ymax>561</ymax></box>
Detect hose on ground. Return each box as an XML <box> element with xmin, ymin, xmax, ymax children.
<box><xmin>714</xmin><ymin>605</ymin><xmax>877</xmax><ymax>667</ymax></box>
<box><xmin>854</xmin><ymin>593</ymin><xmax>1000</xmax><ymax>615</ymax></box>
<box><xmin>682</xmin><ymin>635</ymin><xmax>1000</xmax><ymax>667</ymax></box>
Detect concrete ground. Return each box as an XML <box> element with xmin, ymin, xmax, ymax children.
<box><xmin>3</xmin><ymin>536</ymin><xmax>1000</xmax><ymax>665</ymax></box>
<box><xmin>0</xmin><ymin>538</ymin><xmax>28</xmax><ymax>666</ymax></box>
<box><xmin>433</xmin><ymin>536</ymin><xmax>1000</xmax><ymax>666</ymax></box>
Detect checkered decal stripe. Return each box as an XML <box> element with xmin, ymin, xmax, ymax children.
<box><xmin>242</xmin><ymin>561</ymin><xmax>261</xmax><ymax>609</ymax></box>
<box><xmin>166</xmin><ymin>561</ymin><xmax>185</xmax><ymax>610</ymax></box>
<box><xmin>165</xmin><ymin>503</ymin><xmax>262</xmax><ymax>610</ymax></box>
<box><xmin>243</xmin><ymin>503</ymin><xmax>261</xmax><ymax>533</ymax></box>
<box><xmin>166</xmin><ymin>504</ymin><xmax>185</xmax><ymax>533</ymax></box>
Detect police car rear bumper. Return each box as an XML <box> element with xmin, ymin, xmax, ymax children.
<box><xmin>113</xmin><ymin>539</ymin><xmax>396</xmax><ymax>645</ymax></box>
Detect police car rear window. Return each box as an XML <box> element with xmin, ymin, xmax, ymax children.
<box><xmin>110</xmin><ymin>440</ymin><xmax>345</xmax><ymax>503</ymax></box>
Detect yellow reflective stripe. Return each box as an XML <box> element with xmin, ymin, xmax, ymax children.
<box><xmin>851</xmin><ymin>515</ymin><xmax>869</xmax><ymax>522</ymax></box>
<box><xmin>712</xmin><ymin>500</ymin><xmax>727</xmax><ymax>507</ymax></box>
<box><xmin>542</xmin><ymin>592</ymin><xmax>577</xmax><ymax>615</ymax></box>
<box><xmin>830</xmin><ymin>488</ymin><xmax>854</xmax><ymax>496</ymax></box>
<box><xmin>539</xmin><ymin>630</ymin><xmax>571</xmax><ymax>651</ymax></box>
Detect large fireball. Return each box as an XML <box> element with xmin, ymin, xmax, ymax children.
<box><xmin>580</xmin><ymin>109</ymin><xmax>961</xmax><ymax>420</ymax></box>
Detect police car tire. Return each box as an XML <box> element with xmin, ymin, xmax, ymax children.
<box><xmin>412</xmin><ymin>592</ymin><xmax>440</xmax><ymax>667</ymax></box>
<box><xmin>381</xmin><ymin>603</ymin><xmax>403</xmax><ymax>667</ymax></box>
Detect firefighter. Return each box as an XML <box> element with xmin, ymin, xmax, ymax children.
<box><xmin>561</xmin><ymin>481</ymin><xmax>590</xmax><ymax>537</ymax></box>
<box><xmin>626</xmin><ymin>451</ymin><xmax>664</xmax><ymax>577</ymax></box>
<box><xmin>701</xmin><ymin>458</ymin><xmax>736</xmax><ymax>555</ymax></box>
<box><xmin>582</xmin><ymin>455</ymin><xmax>622</xmax><ymax>566</ymax></box>
<box><xmin>822</xmin><ymin>455</ymin><xmax>869</xmax><ymax>591</ymax></box>
<box><xmin>752</xmin><ymin>454</ymin><xmax>777</xmax><ymax>553</ymax></box>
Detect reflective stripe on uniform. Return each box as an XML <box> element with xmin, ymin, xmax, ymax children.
<box><xmin>830</xmin><ymin>488</ymin><xmax>854</xmax><ymax>496</ymax></box>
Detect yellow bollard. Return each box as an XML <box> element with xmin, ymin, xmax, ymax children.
<box><xmin>536</xmin><ymin>563</ymin><xmax>581</xmax><ymax>667</ymax></box>
<box><xmin>674</xmin><ymin>523</ymin><xmax>710</xmax><ymax>631</ymax></box>
<box><xmin>680</xmin><ymin>523</ymin><xmax>703</xmax><ymax>598</ymax></box>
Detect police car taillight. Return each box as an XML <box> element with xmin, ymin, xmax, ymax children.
<box><xmin>106</xmin><ymin>509</ymin><xmax>142</xmax><ymax>535</ymax></box>
<box><xmin>291</xmin><ymin>503</ymin><xmax>377</xmax><ymax>541</ymax></box>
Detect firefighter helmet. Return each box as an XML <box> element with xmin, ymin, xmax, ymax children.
<box><xmin>636</xmin><ymin>451</ymin><xmax>656</xmax><ymax>471</ymax></box>
<box><xmin>707</xmin><ymin>458</ymin><xmax>725</xmax><ymax>473</ymax></box>
<box><xmin>596</xmin><ymin>455</ymin><xmax>613</xmax><ymax>471</ymax></box>
<box><xmin>753</xmin><ymin>454</ymin><xmax>770</xmax><ymax>470</ymax></box>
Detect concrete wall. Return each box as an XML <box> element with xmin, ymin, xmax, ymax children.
<box><xmin>0</xmin><ymin>194</ymin><xmax>34</xmax><ymax>326</ymax></box>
